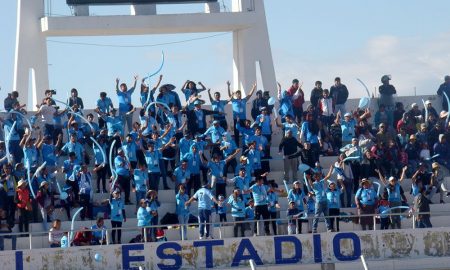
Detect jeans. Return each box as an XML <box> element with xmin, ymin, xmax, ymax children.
<box><xmin>312</xmin><ymin>201</ymin><xmax>331</xmax><ymax>231</ymax></box>
<box><xmin>417</xmin><ymin>216</ymin><xmax>432</xmax><ymax>228</ymax></box>
<box><xmin>254</xmin><ymin>205</ymin><xmax>270</xmax><ymax>235</ymax></box>
<box><xmin>335</xmin><ymin>104</ymin><xmax>346</xmax><ymax>115</ymax></box>
<box><xmin>178</xmin><ymin>214</ymin><xmax>189</xmax><ymax>240</ymax></box>
<box><xmin>198</xmin><ymin>209</ymin><xmax>211</xmax><ymax>238</ymax></box>
<box><xmin>121</xmin><ymin>113</ymin><xmax>133</xmax><ymax>134</ymax></box>
<box><xmin>233</xmin><ymin>216</ymin><xmax>245</xmax><ymax>237</ymax></box>
<box><xmin>111</xmin><ymin>220</ymin><xmax>122</xmax><ymax>243</ymax></box>
<box><xmin>148</xmin><ymin>172</ymin><xmax>160</xmax><ymax>191</ymax></box>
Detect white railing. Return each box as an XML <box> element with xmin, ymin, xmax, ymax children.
<box><xmin>0</xmin><ymin>210</ymin><xmax>443</xmax><ymax>251</ymax></box>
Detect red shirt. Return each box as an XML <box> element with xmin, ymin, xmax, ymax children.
<box><xmin>287</xmin><ymin>86</ymin><xmax>304</xmax><ymax>108</ymax></box>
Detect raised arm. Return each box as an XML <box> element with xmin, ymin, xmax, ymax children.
<box><xmin>181</xmin><ymin>80</ymin><xmax>189</xmax><ymax>94</ymax></box>
<box><xmin>323</xmin><ymin>165</ymin><xmax>334</xmax><ymax>181</ymax></box>
<box><xmin>152</xmin><ymin>74</ymin><xmax>163</xmax><ymax>91</ymax></box>
<box><xmin>198</xmin><ymin>81</ymin><xmax>207</xmax><ymax>92</ymax></box>
<box><xmin>207</xmin><ymin>88</ymin><xmax>214</xmax><ymax>103</ymax></box>
<box><xmin>398</xmin><ymin>166</ymin><xmax>408</xmax><ymax>182</ymax></box>
<box><xmin>245</xmin><ymin>82</ymin><xmax>257</xmax><ymax>100</ymax></box>
<box><xmin>227</xmin><ymin>81</ymin><xmax>232</xmax><ymax>97</ymax></box>
<box><xmin>115</xmin><ymin>78</ymin><xmax>120</xmax><ymax>92</ymax></box>
<box><xmin>277</xmin><ymin>82</ymin><xmax>282</xmax><ymax>100</ymax></box>
<box><xmin>375</xmin><ymin>168</ymin><xmax>387</xmax><ymax>185</ymax></box>
<box><xmin>225</xmin><ymin>148</ymin><xmax>241</xmax><ymax>164</ymax></box>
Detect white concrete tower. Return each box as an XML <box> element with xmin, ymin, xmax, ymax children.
<box><xmin>14</xmin><ymin>0</ymin><xmax>277</xmax><ymax>110</ymax></box>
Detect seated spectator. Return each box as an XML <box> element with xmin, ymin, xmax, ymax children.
<box><xmin>73</xmin><ymin>227</ymin><xmax>93</xmax><ymax>246</ymax></box>
<box><xmin>90</xmin><ymin>217</ymin><xmax>107</xmax><ymax>245</ymax></box>
<box><xmin>48</xmin><ymin>219</ymin><xmax>63</xmax><ymax>248</ymax></box>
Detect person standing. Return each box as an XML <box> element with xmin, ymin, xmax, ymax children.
<box><xmin>310</xmin><ymin>81</ymin><xmax>323</xmax><ymax>110</ymax></box>
<box><xmin>287</xmin><ymin>79</ymin><xmax>305</xmax><ymax>123</ymax></box>
<box><xmin>116</xmin><ymin>76</ymin><xmax>138</xmax><ymax>133</ymax></box>
<box><xmin>229</xmin><ymin>82</ymin><xmax>257</xmax><ymax>147</ymax></box>
<box><xmin>306</xmin><ymin>167</ymin><xmax>334</xmax><ymax>233</ymax></box>
<box><xmin>109</xmin><ymin>188</ymin><xmax>126</xmax><ymax>244</ymax></box>
<box><xmin>185</xmin><ymin>184</ymin><xmax>220</xmax><ymax>239</ymax></box>
<box><xmin>114</xmin><ymin>148</ymin><xmax>132</xmax><ymax>204</ymax></box>
<box><xmin>330</xmin><ymin>77</ymin><xmax>349</xmax><ymax>114</ymax></box>
<box><xmin>227</xmin><ymin>188</ymin><xmax>246</xmax><ymax>237</ymax></box>
<box><xmin>437</xmin><ymin>75</ymin><xmax>450</xmax><ymax>111</ymax></box>
<box><xmin>355</xmin><ymin>179</ymin><xmax>377</xmax><ymax>231</ymax></box>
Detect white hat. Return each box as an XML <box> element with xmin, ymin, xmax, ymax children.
<box><xmin>425</xmin><ymin>100</ymin><xmax>431</xmax><ymax>105</ymax></box>
<box><xmin>39</xmin><ymin>181</ymin><xmax>49</xmax><ymax>188</ymax></box>
<box><xmin>344</xmin><ymin>112</ymin><xmax>352</xmax><ymax>117</ymax></box>
<box><xmin>411</xmin><ymin>103</ymin><xmax>418</xmax><ymax>108</ymax></box>
<box><xmin>17</xmin><ymin>179</ymin><xmax>27</xmax><ymax>187</ymax></box>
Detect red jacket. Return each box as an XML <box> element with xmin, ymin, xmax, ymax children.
<box><xmin>287</xmin><ymin>86</ymin><xmax>304</xmax><ymax>108</ymax></box>
<box><xmin>16</xmin><ymin>188</ymin><xmax>31</xmax><ymax>209</ymax></box>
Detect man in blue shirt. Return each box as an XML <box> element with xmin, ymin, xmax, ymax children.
<box><xmin>208</xmin><ymin>88</ymin><xmax>229</xmax><ymax>130</ymax></box>
<box><xmin>228</xmin><ymin>82</ymin><xmax>257</xmax><ymax>147</ymax></box>
<box><xmin>116</xmin><ymin>76</ymin><xmax>137</xmax><ymax>134</ymax></box>
<box><xmin>95</xmin><ymin>92</ymin><xmax>114</xmax><ymax>129</ymax></box>
<box><xmin>245</xmin><ymin>176</ymin><xmax>283</xmax><ymax>236</ymax></box>
<box><xmin>172</xmin><ymin>160</ymin><xmax>191</xmax><ymax>195</ymax></box>
<box><xmin>185</xmin><ymin>184</ymin><xmax>220</xmax><ymax>239</ymax></box>
<box><xmin>114</xmin><ymin>148</ymin><xmax>132</xmax><ymax>204</ymax></box>
<box><xmin>306</xmin><ymin>167</ymin><xmax>334</xmax><ymax>233</ymax></box>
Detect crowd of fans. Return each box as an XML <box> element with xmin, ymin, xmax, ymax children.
<box><xmin>0</xmin><ymin>74</ymin><xmax>449</xmax><ymax>248</ymax></box>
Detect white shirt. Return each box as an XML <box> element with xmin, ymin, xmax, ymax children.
<box><xmin>40</xmin><ymin>105</ymin><xmax>56</xmax><ymax>124</ymax></box>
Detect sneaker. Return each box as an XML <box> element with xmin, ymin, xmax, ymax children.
<box><xmin>447</xmin><ymin>192</ymin><xmax>450</xmax><ymax>197</ymax></box>
<box><xmin>440</xmin><ymin>200</ymin><xmax>445</xmax><ymax>204</ymax></box>
<box><xmin>199</xmin><ymin>236</ymin><xmax>203</xmax><ymax>240</ymax></box>
<box><xmin>102</xmin><ymin>189</ymin><xmax>108</xmax><ymax>193</ymax></box>
<box><xmin>312</xmin><ymin>230</ymin><xmax>317</xmax><ymax>234</ymax></box>
<box><xmin>327</xmin><ymin>229</ymin><xmax>334</xmax><ymax>232</ymax></box>
<box><xmin>96</xmin><ymin>189</ymin><xmax>100</xmax><ymax>193</ymax></box>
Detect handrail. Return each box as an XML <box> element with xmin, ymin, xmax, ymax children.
<box><xmin>0</xmin><ymin>210</ymin><xmax>442</xmax><ymax>250</ymax></box>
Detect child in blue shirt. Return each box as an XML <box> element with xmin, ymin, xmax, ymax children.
<box><xmin>176</xmin><ymin>185</ymin><xmax>190</xmax><ymax>240</ymax></box>
<box><xmin>133</xmin><ymin>163</ymin><xmax>148</xmax><ymax>211</ymax></box>
<box><xmin>377</xmin><ymin>194</ymin><xmax>391</xmax><ymax>230</ymax></box>
<box><xmin>217</xmin><ymin>195</ymin><xmax>227</xmax><ymax>222</ymax></box>
<box><xmin>286</xmin><ymin>201</ymin><xmax>302</xmax><ymax>235</ymax></box>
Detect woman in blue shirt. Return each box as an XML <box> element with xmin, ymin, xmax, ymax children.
<box><xmin>109</xmin><ymin>189</ymin><xmax>126</xmax><ymax>244</ymax></box>
<box><xmin>137</xmin><ymin>198</ymin><xmax>151</xmax><ymax>240</ymax></box>
<box><xmin>227</xmin><ymin>188</ymin><xmax>246</xmax><ymax>237</ymax></box>
<box><xmin>327</xmin><ymin>181</ymin><xmax>345</xmax><ymax>232</ymax></box>
<box><xmin>176</xmin><ymin>185</ymin><xmax>190</xmax><ymax>240</ymax></box>
<box><xmin>146</xmin><ymin>190</ymin><xmax>160</xmax><ymax>242</ymax></box>
<box><xmin>92</xmin><ymin>135</ymin><xmax>108</xmax><ymax>193</ymax></box>
<box><xmin>142</xmin><ymin>138</ymin><xmax>174</xmax><ymax>191</ymax></box>
<box><xmin>355</xmin><ymin>178</ymin><xmax>377</xmax><ymax>231</ymax></box>
<box><xmin>133</xmin><ymin>163</ymin><xmax>148</xmax><ymax>211</ymax></box>
<box><xmin>287</xmin><ymin>181</ymin><xmax>306</xmax><ymax>234</ymax></box>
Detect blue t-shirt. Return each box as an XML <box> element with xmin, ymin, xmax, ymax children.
<box><xmin>110</xmin><ymin>197</ymin><xmax>125</xmax><ymax>222</ymax></box>
<box><xmin>173</xmin><ymin>167</ymin><xmax>190</xmax><ymax>185</ymax></box>
<box><xmin>176</xmin><ymin>193</ymin><xmax>190</xmax><ymax>216</ymax></box>
<box><xmin>183</xmin><ymin>152</ymin><xmax>201</xmax><ymax>175</ymax></box>
<box><xmin>117</xmin><ymin>88</ymin><xmax>135</xmax><ymax>114</ymax></box>
<box><xmin>221</xmin><ymin>140</ymin><xmax>237</xmax><ymax>158</ymax></box>
<box><xmin>203</xmin><ymin>126</ymin><xmax>225</xmax><ymax>144</ymax></box>
<box><xmin>356</xmin><ymin>187</ymin><xmax>376</xmax><ymax>206</ymax></box>
<box><xmin>341</xmin><ymin>119</ymin><xmax>356</xmax><ymax>142</ymax></box>
<box><xmin>123</xmin><ymin>142</ymin><xmax>137</xmax><ymax>162</ymax></box>
<box><xmin>301</xmin><ymin>122</ymin><xmax>320</xmax><ymax>144</ymax></box>
<box><xmin>386</xmin><ymin>183</ymin><xmax>401</xmax><ymax>203</ymax></box>
<box><xmin>145</xmin><ymin>150</ymin><xmax>161</xmax><ymax>173</ymax></box>
<box><xmin>42</xmin><ymin>143</ymin><xmax>57</xmax><ymax>167</ymax></box>
<box><xmin>326</xmin><ymin>189</ymin><xmax>341</xmax><ymax>209</ymax></box>
<box><xmin>207</xmin><ymin>160</ymin><xmax>226</xmax><ymax>183</ymax></box>
<box><xmin>231</xmin><ymin>98</ymin><xmax>247</xmax><ymax>119</ymax></box>
<box><xmin>245</xmin><ymin>206</ymin><xmax>255</xmax><ymax>220</ymax></box>
<box><xmin>114</xmin><ymin>156</ymin><xmax>129</xmax><ymax>176</ymax></box>
<box><xmin>193</xmin><ymin>187</ymin><xmax>214</xmax><ymax>210</ymax></box>
<box><xmin>179</xmin><ymin>138</ymin><xmax>193</xmax><ymax>162</ymax></box>
<box><xmin>133</xmin><ymin>169</ymin><xmax>148</xmax><ymax>192</ymax></box>
<box><xmin>23</xmin><ymin>146</ymin><xmax>38</xmax><ymax>169</ymax></box>
<box><xmin>211</xmin><ymin>100</ymin><xmax>227</xmax><ymax>119</ymax></box>
<box><xmin>250</xmin><ymin>184</ymin><xmax>269</xmax><ymax>206</ymax></box>
<box><xmin>255</xmin><ymin>114</ymin><xmax>271</xmax><ymax>135</ymax></box>
<box><xmin>246</xmin><ymin>149</ymin><xmax>262</xmax><ymax>170</ymax></box>
<box><xmin>96</xmin><ymin>97</ymin><xmax>113</xmax><ymax>115</ymax></box>
<box><xmin>105</xmin><ymin>116</ymin><xmax>123</xmax><ymax>137</ymax></box>
<box><xmin>93</xmin><ymin>143</ymin><xmax>107</xmax><ymax>165</ymax></box>
<box><xmin>312</xmin><ymin>179</ymin><xmax>327</xmax><ymax>202</ymax></box>
<box><xmin>137</xmin><ymin>206</ymin><xmax>151</xmax><ymax>227</ymax></box>
<box><xmin>267</xmin><ymin>192</ymin><xmax>279</xmax><ymax>212</ymax></box>
<box><xmin>227</xmin><ymin>195</ymin><xmax>246</xmax><ymax>218</ymax></box>
<box><xmin>288</xmin><ymin>189</ymin><xmax>305</xmax><ymax>211</ymax></box>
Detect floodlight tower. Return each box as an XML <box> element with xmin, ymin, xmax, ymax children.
<box><xmin>14</xmin><ymin>0</ymin><xmax>276</xmax><ymax>110</ymax></box>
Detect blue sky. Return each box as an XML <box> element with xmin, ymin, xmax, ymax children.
<box><xmin>1</xmin><ymin>0</ymin><xmax>450</xmax><ymax>109</ymax></box>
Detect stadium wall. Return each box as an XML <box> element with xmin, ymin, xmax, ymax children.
<box><xmin>1</xmin><ymin>227</ymin><xmax>449</xmax><ymax>270</ymax></box>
